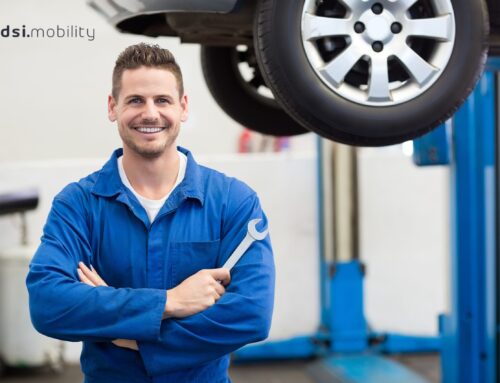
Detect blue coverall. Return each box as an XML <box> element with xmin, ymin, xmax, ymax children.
<box><xmin>26</xmin><ymin>147</ymin><xmax>275</xmax><ymax>383</ymax></box>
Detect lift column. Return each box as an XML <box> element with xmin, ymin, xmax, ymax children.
<box><xmin>440</xmin><ymin>69</ymin><xmax>498</xmax><ymax>383</ymax></box>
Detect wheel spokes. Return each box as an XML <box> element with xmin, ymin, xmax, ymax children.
<box><xmin>302</xmin><ymin>13</ymin><xmax>352</xmax><ymax>40</ymax></box>
<box><xmin>319</xmin><ymin>45</ymin><xmax>363</xmax><ymax>86</ymax></box>
<box><xmin>397</xmin><ymin>46</ymin><xmax>438</xmax><ymax>86</ymax></box>
<box><xmin>368</xmin><ymin>56</ymin><xmax>391</xmax><ymax>102</ymax></box>
<box><xmin>406</xmin><ymin>15</ymin><xmax>453</xmax><ymax>41</ymax></box>
<box><xmin>300</xmin><ymin>0</ymin><xmax>456</xmax><ymax>105</ymax></box>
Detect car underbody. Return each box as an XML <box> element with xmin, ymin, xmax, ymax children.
<box><xmin>112</xmin><ymin>0</ymin><xmax>500</xmax><ymax>53</ymax></box>
<box><xmin>89</xmin><ymin>0</ymin><xmax>494</xmax><ymax>145</ymax></box>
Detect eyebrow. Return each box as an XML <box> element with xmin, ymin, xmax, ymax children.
<box><xmin>124</xmin><ymin>94</ymin><xmax>174</xmax><ymax>101</ymax></box>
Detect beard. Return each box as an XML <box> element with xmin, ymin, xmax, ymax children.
<box><xmin>119</xmin><ymin>124</ymin><xmax>179</xmax><ymax>159</ymax></box>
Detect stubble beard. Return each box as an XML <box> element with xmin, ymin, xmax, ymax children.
<box><xmin>120</xmin><ymin>124</ymin><xmax>179</xmax><ymax>159</ymax></box>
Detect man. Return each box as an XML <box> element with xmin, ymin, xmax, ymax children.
<box><xmin>26</xmin><ymin>43</ymin><xmax>275</xmax><ymax>383</ymax></box>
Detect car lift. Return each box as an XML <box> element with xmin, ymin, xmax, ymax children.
<box><xmin>233</xmin><ymin>60</ymin><xmax>499</xmax><ymax>383</ymax></box>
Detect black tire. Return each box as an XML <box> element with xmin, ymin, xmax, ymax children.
<box><xmin>200</xmin><ymin>45</ymin><xmax>309</xmax><ymax>136</ymax></box>
<box><xmin>255</xmin><ymin>0</ymin><xmax>489</xmax><ymax>146</ymax></box>
<box><xmin>488</xmin><ymin>0</ymin><xmax>500</xmax><ymax>31</ymax></box>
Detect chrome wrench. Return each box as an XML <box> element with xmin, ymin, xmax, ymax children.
<box><xmin>222</xmin><ymin>218</ymin><xmax>269</xmax><ymax>270</ymax></box>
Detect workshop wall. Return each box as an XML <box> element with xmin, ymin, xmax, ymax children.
<box><xmin>0</xmin><ymin>148</ymin><xmax>448</xmax><ymax>363</ymax></box>
<box><xmin>0</xmin><ymin>0</ymin><xmax>316</xmax><ymax>163</ymax></box>
<box><xmin>360</xmin><ymin>148</ymin><xmax>449</xmax><ymax>336</ymax></box>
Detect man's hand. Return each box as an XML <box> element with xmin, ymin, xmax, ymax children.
<box><xmin>77</xmin><ymin>262</ymin><xmax>138</xmax><ymax>351</ymax></box>
<box><xmin>164</xmin><ymin>268</ymin><xmax>231</xmax><ymax>319</ymax></box>
<box><xmin>111</xmin><ymin>338</ymin><xmax>139</xmax><ymax>351</ymax></box>
<box><xmin>77</xmin><ymin>262</ymin><xmax>108</xmax><ymax>287</ymax></box>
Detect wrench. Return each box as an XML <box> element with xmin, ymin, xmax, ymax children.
<box><xmin>222</xmin><ymin>218</ymin><xmax>268</xmax><ymax>270</ymax></box>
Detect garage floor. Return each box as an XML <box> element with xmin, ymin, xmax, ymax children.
<box><xmin>1</xmin><ymin>354</ymin><xmax>439</xmax><ymax>383</ymax></box>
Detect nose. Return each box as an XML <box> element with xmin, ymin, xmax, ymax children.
<box><xmin>141</xmin><ymin>99</ymin><xmax>160</xmax><ymax>122</ymax></box>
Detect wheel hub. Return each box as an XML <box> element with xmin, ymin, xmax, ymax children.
<box><xmin>360</xmin><ymin>11</ymin><xmax>394</xmax><ymax>44</ymax></box>
<box><xmin>301</xmin><ymin>0</ymin><xmax>456</xmax><ymax>106</ymax></box>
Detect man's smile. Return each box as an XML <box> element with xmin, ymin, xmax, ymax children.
<box><xmin>133</xmin><ymin>126</ymin><xmax>166</xmax><ymax>134</ymax></box>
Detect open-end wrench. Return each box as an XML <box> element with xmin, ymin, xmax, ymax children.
<box><xmin>222</xmin><ymin>218</ymin><xmax>269</xmax><ymax>270</ymax></box>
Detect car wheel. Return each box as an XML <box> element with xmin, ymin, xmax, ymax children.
<box><xmin>200</xmin><ymin>45</ymin><xmax>309</xmax><ymax>136</ymax></box>
<box><xmin>255</xmin><ymin>0</ymin><xmax>489</xmax><ymax>146</ymax></box>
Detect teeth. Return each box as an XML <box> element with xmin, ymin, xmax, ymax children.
<box><xmin>135</xmin><ymin>127</ymin><xmax>164</xmax><ymax>133</ymax></box>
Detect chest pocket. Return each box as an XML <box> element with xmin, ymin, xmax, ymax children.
<box><xmin>170</xmin><ymin>240</ymin><xmax>221</xmax><ymax>287</ymax></box>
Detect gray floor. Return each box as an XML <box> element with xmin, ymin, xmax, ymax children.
<box><xmin>1</xmin><ymin>354</ymin><xmax>440</xmax><ymax>383</ymax></box>
<box><xmin>389</xmin><ymin>353</ymin><xmax>440</xmax><ymax>383</ymax></box>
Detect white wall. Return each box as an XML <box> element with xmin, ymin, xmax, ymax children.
<box><xmin>0</xmin><ymin>0</ymin><xmax>316</xmax><ymax>162</ymax></box>
<box><xmin>359</xmin><ymin>148</ymin><xmax>449</xmax><ymax>336</ymax></box>
<box><xmin>0</xmin><ymin>149</ymin><xmax>449</xmax><ymax>364</ymax></box>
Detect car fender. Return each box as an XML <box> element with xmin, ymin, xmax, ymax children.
<box><xmin>88</xmin><ymin>0</ymin><xmax>243</xmax><ymax>27</ymax></box>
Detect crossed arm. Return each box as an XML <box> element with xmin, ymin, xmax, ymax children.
<box><xmin>28</xmin><ymin>185</ymin><xmax>274</xmax><ymax>374</ymax></box>
<box><xmin>77</xmin><ymin>262</ymin><xmax>231</xmax><ymax>351</ymax></box>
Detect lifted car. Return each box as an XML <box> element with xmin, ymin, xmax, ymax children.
<box><xmin>89</xmin><ymin>0</ymin><xmax>494</xmax><ymax>146</ymax></box>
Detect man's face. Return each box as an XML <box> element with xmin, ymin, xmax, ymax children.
<box><xmin>108</xmin><ymin>66</ymin><xmax>188</xmax><ymax>159</ymax></box>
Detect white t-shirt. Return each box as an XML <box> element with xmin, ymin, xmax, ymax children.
<box><xmin>117</xmin><ymin>151</ymin><xmax>187</xmax><ymax>223</ymax></box>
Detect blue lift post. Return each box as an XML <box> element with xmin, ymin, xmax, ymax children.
<box><xmin>234</xmin><ymin>67</ymin><xmax>498</xmax><ymax>383</ymax></box>
<box><xmin>235</xmin><ymin>133</ymin><xmax>439</xmax><ymax>381</ymax></box>
<box><xmin>413</xmin><ymin>66</ymin><xmax>498</xmax><ymax>383</ymax></box>
<box><xmin>439</xmin><ymin>69</ymin><xmax>498</xmax><ymax>383</ymax></box>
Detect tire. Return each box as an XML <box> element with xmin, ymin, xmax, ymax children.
<box><xmin>488</xmin><ymin>0</ymin><xmax>500</xmax><ymax>30</ymax></box>
<box><xmin>200</xmin><ymin>45</ymin><xmax>309</xmax><ymax>136</ymax></box>
<box><xmin>255</xmin><ymin>0</ymin><xmax>489</xmax><ymax>146</ymax></box>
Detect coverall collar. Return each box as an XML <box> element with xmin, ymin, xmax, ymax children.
<box><xmin>91</xmin><ymin>147</ymin><xmax>205</xmax><ymax>207</ymax></box>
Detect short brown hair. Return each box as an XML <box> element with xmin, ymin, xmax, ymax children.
<box><xmin>112</xmin><ymin>43</ymin><xmax>184</xmax><ymax>99</ymax></box>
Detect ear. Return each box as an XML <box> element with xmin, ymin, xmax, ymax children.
<box><xmin>180</xmin><ymin>94</ymin><xmax>189</xmax><ymax>122</ymax></box>
<box><xmin>108</xmin><ymin>95</ymin><xmax>117</xmax><ymax>122</ymax></box>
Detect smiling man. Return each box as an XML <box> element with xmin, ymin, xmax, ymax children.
<box><xmin>26</xmin><ymin>43</ymin><xmax>275</xmax><ymax>383</ymax></box>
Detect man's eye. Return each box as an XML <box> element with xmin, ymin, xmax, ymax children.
<box><xmin>156</xmin><ymin>98</ymin><xmax>170</xmax><ymax>104</ymax></box>
<box><xmin>128</xmin><ymin>98</ymin><xmax>142</xmax><ymax>104</ymax></box>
